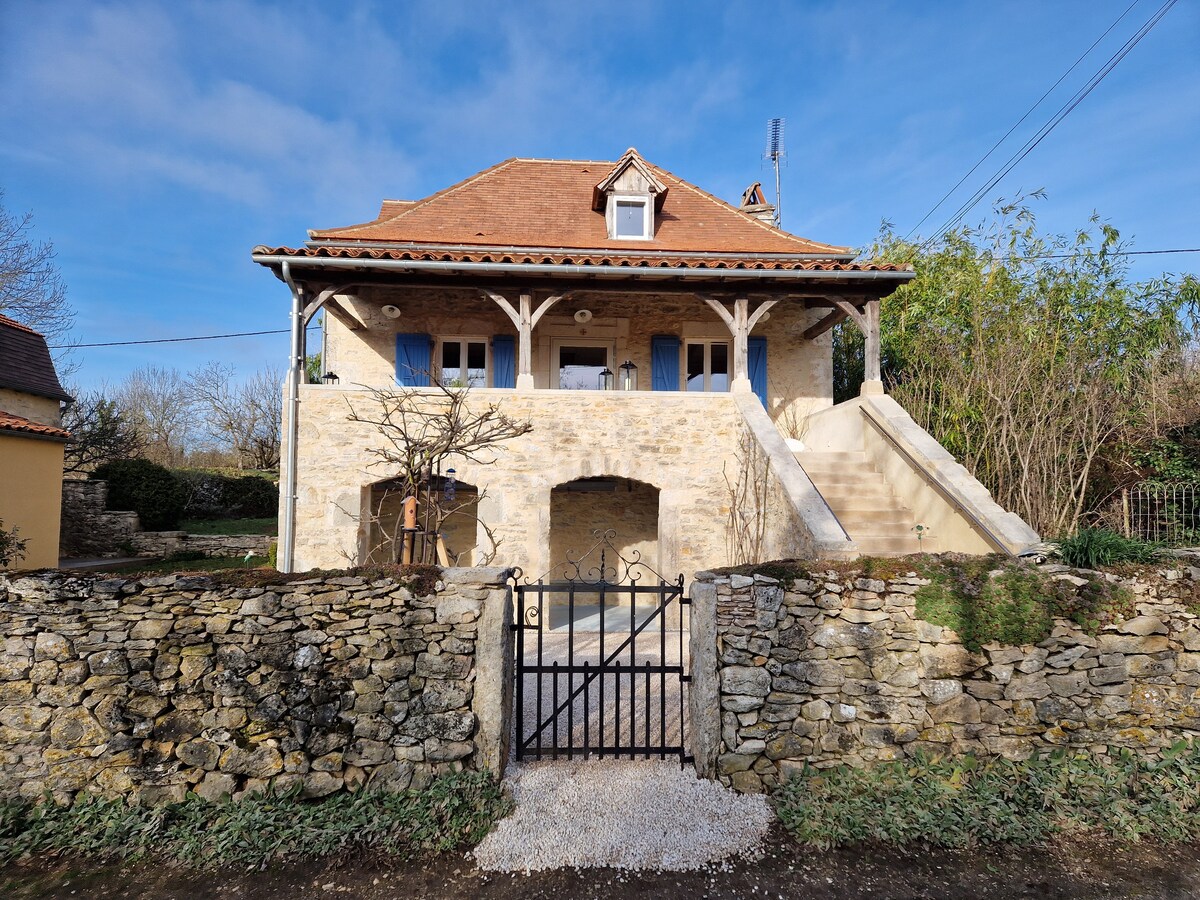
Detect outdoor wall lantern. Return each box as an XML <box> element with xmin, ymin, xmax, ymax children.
<box><xmin>444</xmin><ymin>468</ymin><xmax>457</xmax><ymax>502</ymax></box>
<box><xmin>321</xmin><ymin>371</ymin><xmax>340</xmax><ymax>385</ymax></box>
<box><xmin>619</xmin><ymin>360</ymin><xmax>638</xmax><ymax>391</ymax></box>
<box><xmin>598</xmin><ymin>367</ymin><xmax>615</xmax><ymax>391</ymax></box>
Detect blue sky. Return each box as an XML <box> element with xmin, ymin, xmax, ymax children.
<box><xmin>2</xmin><ymin>0</ymin><xmax>1198</xmax><ymax>391</ymax></box>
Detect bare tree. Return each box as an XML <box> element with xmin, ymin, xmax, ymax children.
<box><xmin>345</xmin><ymin>381</ymin><xmax>532</xmax><ymax>565</ymax></box>
<box><xmin>724</xmin><ymin>430</ymin><xmax>770</xmax><ymax>566</ymax></box>
<box><xmin>61</xmin><ymin>389</ymin><xmax>144</xmax><ymax>474</ymax></box>
<box><xmin>113</xmin><ymin>366</ymin><xmax>193</xmax><ymax>466</ymax></box>
<box><xmin>0</xmin><ymin>191</ymin><xmax>72</xmax><ymax>345</ymax></box>
<box><xmin>187</xmin><ymin>363</ymin><xmax>283</xmax><ymax>470</ymax></box>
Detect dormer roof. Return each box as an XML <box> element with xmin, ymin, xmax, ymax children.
<box><xmin>591</xmin><ymin>147</ymin><xmax>668</xmax><ymax>212</ymax></box>
<box><xmin>0</xmin><ymin>313</ymin><xmax>72</xmax><ymax>403</ymax></box>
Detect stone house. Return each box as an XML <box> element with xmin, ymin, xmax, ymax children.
<box><xmin>0</xmin><ymin>313</ymin><xmax>71</xmax><ymax>569</ymax></box>
<box><xmin>253</xmin><ymin>149</ymin><xmax>1038</xmax><ymax>577</ymax></box>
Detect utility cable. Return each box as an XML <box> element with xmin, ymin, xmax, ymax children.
<box><xmin>920</xmin><ymin>0</ymin><xmax>1179</xmax><ymax>249</ymax></box>
<box><xmin>903</xmin><ymin>0</ymin><xmax>1141</xmax><ymax>241</ymax></box>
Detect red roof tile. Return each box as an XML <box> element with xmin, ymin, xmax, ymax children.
<box><xmin>0</xmin><ymin>313</ymin><xmax>40</xmax><ymax>335</ymax></box>
<box><xmin>0</xmin><ymin>410</ymin><xmax>70</xmax><ymax>441</ymax></box>
<box><xmin>253</xmin><ymin>243</ymin><xmax>908</xmax><ymax>272</ymax></box>
<box><xmin>307</xmin><ymin>155</ymin><xmax>853</xmax><ymax>257</ymax></box>
<box><xmin>0</xmin><ymin>315</ymin><xmax>73</xmax><ymax>403</ymax></box>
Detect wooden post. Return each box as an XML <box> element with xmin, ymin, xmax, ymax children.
<box><xmin>862</xmin><ymin>299</ymin><xmax>881</xmax><ymax>386</ymax></box>
<box><xmin>401</xmin><ymin>496</ymin><xmax>417</xmax><ymax>565</ymax></box>
<box><xmin>517</xmin><ymin>292</ymin><xmax>534</xmax><ymax>389</ymax></box>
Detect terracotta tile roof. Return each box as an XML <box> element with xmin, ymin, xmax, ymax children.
<box><xmin>0</xmin><ymin>315</ymin><xmax>73</xmax><ymax>403</ymax></box>
<box><xmin>0</xmin><ymin>410</ymin><xmax>70</xmax><ymax>441</ymax></box>
<box><xmin>306</xmin><ymin>154</ymin><xmax>854</xmax><ymax>257</ymax></box>
<box><xmin>253</xmin><ymin>243</ymin><xmax>909</xmax><ymax>273</ymax></box>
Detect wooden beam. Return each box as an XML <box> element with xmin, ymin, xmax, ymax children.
<box><xmin>802</xmin><ymin>308</ymin><xmax>848</xmax><ymax>341</ymax></box>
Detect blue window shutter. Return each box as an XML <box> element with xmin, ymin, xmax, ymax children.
<box><xmin>395</xmin><ymin>333</ymin><xmax>431</xmax><ymax>386</ymax></box>
<box><xmin>651</xmin><ymin>335</ymin><xmax>680</xmax><ymax>391</ymax></box>
<box><xmin>492</xmin><ymin>335</ymin><xmax>515</xmax><ymax>388</ymax></box>
<box><xmin>748</xmin><ymin>337</ymin><xmax>768</xmax><ymax>406</ymax></box>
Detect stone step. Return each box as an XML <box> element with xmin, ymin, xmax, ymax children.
<box><xmin>816</xmin><ymin>482</ymin><xmax>898</xmax><ymax>503</ymax></box>
<box><xmin>852</xmin><ymin>535</ymin><xmax>924</xmax><ymax>556</ymax></box>
<box><xmin>795</xmin><ymin>451</ymin><xmax>868</xmax><ymax>468</ymax></box>
<box><xmin>833</xmin><ymin>508</ymin><xmax>915</xmax><ymax>529</ymax></box>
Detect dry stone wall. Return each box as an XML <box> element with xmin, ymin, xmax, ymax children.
<box><xmin>59</xmin><ymin>480</ymin><xmax>139</xmax><ymax>559</ymax></box>
<box><xmin>129</xmin><ymin>531</ymin><xmax>272</xmax><ymax>559</ymax></box>
<box><xmin>0</xmin><ymin>567</ymin><xmax>511</xmax><ymax>804</ymax></box>
<box><xmin>692</xmin><ymin>565</ymin><xmax>1200</xmax><ymax>794</ymax></box>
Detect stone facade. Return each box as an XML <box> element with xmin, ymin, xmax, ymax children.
<box><xmin>692</xmin><ymin>565</ymin><xmax>1200</xmax><ymax>794</ymax></box>
<box><xmin>59</xmin><ymin>479</ymin><xmax>140</xmax><ymax>559</ymax></box>
<box><xmin>290</xmin><ymin>386</ymin><xmax>814</xmax><ymax>581</ymax></box>
<box><xmin>0</xmin><ymin>567</ymin><xmax>511</xmax><ymax>804</ymax></box>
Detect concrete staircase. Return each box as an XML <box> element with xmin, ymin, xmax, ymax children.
<box><xmin>795</xmin><ymin>450</ymin><xmax>923</xmax><ymax>556</ymax></box>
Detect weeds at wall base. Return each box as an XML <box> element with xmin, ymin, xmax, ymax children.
<box><xmin>0</xmin><ymin>772</ymin><xmax>511</xmax><ymax>869</ymax></box>
<box><xmin>773</xmin><ymin>742</ymin><xmax>1200</xmax><ymax>850</ymax></box>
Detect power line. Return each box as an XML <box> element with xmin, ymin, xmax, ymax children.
<box><xmin>991</xmin><ymin>247</ymin><xmax>1200</xmax><ymax>262</ymax></box>
<box><xmin>903</xmin><ymin>0</ymin><xmax>1140</xmax><ymax>242</ymax></box>
<box><xmin>921</xmin><ymin>0</ymin><xmax>1179</xmax><ymax>250</ymax></box>
<box><xmin>50</xmin><ymin>325</ymin><xmax>318</xmax><ymax>350</ymax></box>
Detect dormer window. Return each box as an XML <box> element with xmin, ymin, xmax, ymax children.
<box><xmin>613</xmin><ymin>196</ymin><xmax>651</xmax><ymax>239</ymax></box>
<box><xmin>594</xmin><ymin>148</ymin><xmax>668</xmax><ymax>242</ymax></box>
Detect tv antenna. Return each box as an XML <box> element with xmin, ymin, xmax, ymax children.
<box><xmin>763</xmin><ymin>118</ymin><xmax>785</xmax><ymax>228</ymax></box>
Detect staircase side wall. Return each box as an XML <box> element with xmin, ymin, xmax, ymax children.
<box><xmin>799</xmin><ymin>396</ymin><xmax>1039</xmax><ymax>556</ymax></box>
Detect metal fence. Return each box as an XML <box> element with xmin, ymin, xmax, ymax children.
<box><xmin>1124</xmin><ymin>482</ymin><xmax>1200</xmax><ymax>546</ymax></box>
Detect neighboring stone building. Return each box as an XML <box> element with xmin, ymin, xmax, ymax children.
<box><xmin>0</xmin><ymin>314</ymin><xmax>71</xmax><ymax>570</ymax></box>
<box><xmin>252</xmin><ymin>149</ymin><xmax>1038</xmax><ymax>577</ymax></box>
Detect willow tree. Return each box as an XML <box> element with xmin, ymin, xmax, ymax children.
<box><xmin>836</xmin><ymin>197</ymin><xmax>1200</xmax><ymax>536</ymax></box>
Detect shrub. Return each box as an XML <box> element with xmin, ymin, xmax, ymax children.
<box><xmin>93</xmin><ymin>459</ymin><xmax>187</xmax><ymax>530</ymax></box>
<box><xmin>0</xmin><ymin>771</ymin><xmax>510</xmax><ymax>867</ymax></box>
<box><xmin>1058</xmin><ymin>527</ymin><xmax>1159</xmax><ymax>569</ymax></box>
<box><xmin>774</xmin><ymin>742</ymin><xmax>1200</xmax><ymax>849</ymax></box>
<box><xmin>0</xmin><ymin>518</ymin><xmax>28</xmax><ymax>567</ymax></box>
<box><xmin>267</xmin><ymin>540</ymin><xmax>278</xmax><ymax>569</ymax></box>
<box><xmin>175</xmin><ymin>470</ymin><xmax>279</xmax><ymax>519</ymax></box>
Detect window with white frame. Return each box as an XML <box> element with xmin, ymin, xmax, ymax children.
<box><xmin>610</xmin><ymin>194</ymin><xmax>652</xmax><ymax>239</ymax></box>
<box><xmin>438</xmin><ymin>337</ymin><xmax>489</xmax><ymax>387</ymax></box>
<box><xmin>685</xmin><ymin>340</ymin><xmax>730</xmax><ymax>392</ymax></box>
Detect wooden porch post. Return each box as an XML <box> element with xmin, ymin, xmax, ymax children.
<box><xmin>697</xmin><ymin>294</ymin><xmax>777</xmax><ymax>394</ymax></box>
<box><xmin>482</xmin><ymin>289</ymin><xmax>565</xmax><ymax>389</ymax></box>
<box><xmin>829</xmin><ymin>298</ymin><xmax>883</xmax><ymax>395</ymax></box>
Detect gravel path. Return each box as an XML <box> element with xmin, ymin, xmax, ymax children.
<box><xmin>473</xmin><ymin>759</ymin><xmax>773</xmax><ymax>872</ymax></box>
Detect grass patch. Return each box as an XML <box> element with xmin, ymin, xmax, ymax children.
<box><xmin>0</xmin><ymin>772</ymin><xmax>510</xmax><ymax>868</ymax></box>
<box><xmin>1057</xmin><ymin>528</ymin><xmax>1159</xmax><ymax>569</ymax></box>
<box><xmin>913</xmin><ymin>556</ymin><xmax>1134</xmax><ymax>650</ymax></box>
<box><xmin>179</xmin><ymin>517</ymin><xmax>277</xmax><ymax>536</ymax></box>
<box><xmin>99</xmin><ymin>555</ymin><xmax>270</xmax><ymax>576</ymax></box>
<box><xmin>774</xmin><ymin>742</ymin><xmax>1200</xmax><ymax>849</ymax></box>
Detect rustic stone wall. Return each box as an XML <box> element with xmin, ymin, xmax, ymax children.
<box><xmin>0</xmin><ymin>567</ymin><xmax>512</xmax><ymax>804</ymax></box>
<box><xmin>692</xmin><ymin>565</ymin><xmax>1200</xmax><ymax>793</ymax></box>
<box><xmin>59</xmin><ymin>479</ymin><xmax>140</xmax><ymax>559</ymax></box>
<box><xmin>129</xmin><ymin>531</ymin><xmax>273</xmax><ymax>559</ymax></box>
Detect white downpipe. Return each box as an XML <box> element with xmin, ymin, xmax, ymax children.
<box><xmin>281</xmin><ymin>262</ymin><xmax>303</xmax><ymax>574</ymax></box>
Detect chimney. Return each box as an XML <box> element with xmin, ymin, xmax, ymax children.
<box><xmin>739</xmin><ymin>182</ymin><xmax>777</xmax><ymax>227</ymax></box>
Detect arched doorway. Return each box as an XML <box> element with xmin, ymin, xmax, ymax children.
<box><xmin>362</xmin><ymin>475</ymin><xmax>484</xmax><ymax>566</ymax></box>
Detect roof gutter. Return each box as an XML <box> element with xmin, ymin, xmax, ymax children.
<box><xmin>251</xmin><ymin>254</ymin><xmax>915</xmax><ymax>283</ymax></box>
<box><xmin>302</xmin><ymin>240</ymin><xmax>860</xmax><ymax>262</ymax></box>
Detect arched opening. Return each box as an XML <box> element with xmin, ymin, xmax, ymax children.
<box><xmin>362</xmin><ymin>475</ymin><xmax>484</xmax><ymax>566</ymax></box>
<box><xmin>544</xmin><ymin>476</ymin><xmax>660</xmax><ymax>630</ymax></box>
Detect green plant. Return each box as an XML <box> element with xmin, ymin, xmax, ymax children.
<box><xmin>1058</xmin><ymin>527</ymin><xmax>1159</xmax><ymax>568</ymax></box>
<box><xmin>93</xmin><ymin>458</ymin><xmax>187</xmax><ymax>530</ymax></box>
<box><xmin>0</xmin><ymin>517</ymin><xmax>28</xmax><ymax>567</ymax></box>
<box><xmin>175</xmin><ymin>469</ymin><xmax>279</xmax><ymax>520</ymax></box>
<box><xmin>0</xmin><ymin>771</ymin><xmax>511</xmax><ymax>867</ymax></box>
<box><xmin>774</xmin><ymin>742</ymin><xmax>1200</xmax><ymax>850</ymax></box>
<box><xmin>267</xmin><ymin>540</ymin><xmax>278</xmax><ymax>569</ymax></box>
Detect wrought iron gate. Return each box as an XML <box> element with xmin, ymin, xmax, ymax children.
<box><xmin>512</xmin><ymin>531</ymin><xmax>691</xmax><ymax>764</ymax></box>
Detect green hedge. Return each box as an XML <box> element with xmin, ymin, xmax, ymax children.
<box><xmin>93</xmin><ymin>459</ymin><xmax>187</xmax><ymax>530</ymax></box>
<box><xmin>0</xmin><ymin>772</ymin><xmax>510</xmax><ymax>868</ymax></box>
<box><xmin>775</xmin><ymin>742</ymin><xmax>1200</xmax><ymax>848</ymax></box>
<box><xmin>175</xmin><ymin>469</ymin><xmax>278</xmax><ymax>519</ymax></box>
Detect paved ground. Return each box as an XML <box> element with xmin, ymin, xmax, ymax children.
<box><xmin>514</xmin><ymin>629</ymin><xmax>688</xmax><ymax>760</ymax></box>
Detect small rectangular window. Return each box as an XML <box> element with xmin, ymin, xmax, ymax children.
<box><xmin>615</xmin><ymin>200</ymin><xmax>647</xmax><ymax>238</ymax></box>
<box><xmin>437</xmin><ymin>337</ymin><xmax>489</xmax><ymax>387</ymax></box>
